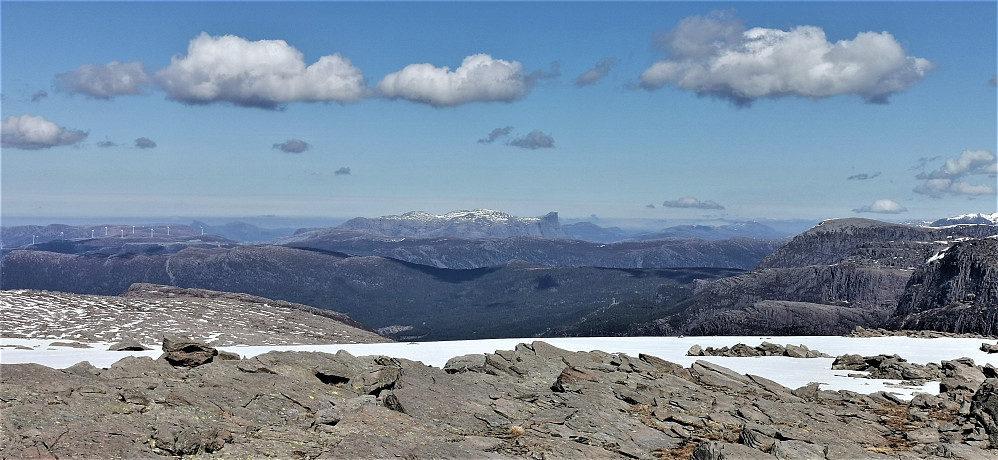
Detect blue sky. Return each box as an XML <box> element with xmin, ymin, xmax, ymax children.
<box><xmin>2</xmin><ymin>1</ymin><xmax>996</xmax><ymax>226</ymax></box>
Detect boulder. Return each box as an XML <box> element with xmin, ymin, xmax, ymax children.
<box><xmin>832</xmin><ymin>354</ymin><xmax>867</xmax><ymax>371</ymax></box>
<box><xmin>444</xmin><ymin>354</ymin><xmax>486</xmax><ymax>374</ymax></box>
<box><xmin>940</xmin><ymin>358</ymin><xmax>986</xmax><ymax>399</ymax></box>
<box><xmin>161</xmin><ymin>335</ymin><xmax>217</xmax><ymax>367</ymax></box>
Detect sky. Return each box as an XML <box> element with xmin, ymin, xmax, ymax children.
<box><xmin>1</xmin><ymin>1</ymin><xmax>996</xmax><ymax>226</ymax></box>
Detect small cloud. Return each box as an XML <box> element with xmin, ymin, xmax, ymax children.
<box><xmin>56</xmin><ymin>61</ymin><xmax>150</xmax><ymax>99</ymax></box>
<box><xmin>645</xmin><ymin>203</ymin><xmax>656</xmax><ymax>209</ymax></box>
<box><xmin>639</xmin><ymin>12</ymin><xmax>933</xmax><ymax>105</ymax></box>
<box><xmin>134</xmin><ymin>137</ymin><xmax>157</xmax><ymax>149</ymax></box>
<box><xmin>990</xmin><ymin>74</ymin><xmax>997</xmax><ymax>87</ymax></box>
<box><xmin>509</xmin><ymin>130</ymin><xmax>554</xmax><ymax>149</ymax></box>
<box><xmin>847</xmin><ymin>172</ymin><xmax>881</xmax><ymax>180</ymax></box>
<box><xmin>334</xmin><ymin>167</ymin><xmax>351</xmax><ymax>175</ymax></box>
<box><xmin>478</xmin><ymin>126</ymin><xmax>513</xmax><ymax>144</ymax></box>
<box><xmin>853</xmin><ymin>199</ymin><xmax>907</xmax><ymax>214</ymax></box>
<box><xmin>156</xmin><ymin>33</ymin><xmax>367</xmax><ymax>109</ymax></box>
<box><xmin>97</xmin><ymin>140</ymin><xmax>117</xmax><ymax>148</ymax></box>
<box><xmin>576</xmin><ymin>57</ymin><xmax>619</xmax><ymax>87</ymax></box>
<box><xmin>376</xmin><ymin>54</ymin><xmax>532</xmax><ymax>107</ymax></box>
<box><xmin>662</xmin><ymin>196</ymin><xmax>724</xmax><ymax>209</ymax></box>
<box><xmin>1</xmin><ymin>114</ymin><xmax>88</xmax><ymax>150</ymax></box>
<box><xmin>273</xmin><ymin>139</ymin><xmax>310</xmax><ymax>153</ymax></box>
<box><xmin>31</xmin><ymin>90</ymin><xmax>48</xmax><ymax>102</ymax></box>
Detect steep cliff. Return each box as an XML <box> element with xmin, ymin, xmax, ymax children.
<box><xmin>644</xmin><ymin>219</ymin><xmax>998</xmax><ymax>336</ymax></box>
<box><xmin>889</xmin><ymin>238</ymin><xmax>998</xmax><ymax>334</ymax></box>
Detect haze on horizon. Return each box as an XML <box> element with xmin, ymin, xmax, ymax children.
<box><xmin>1</xmin><ymin>2</ymin><xmax>996</xmax><ymax>226</ymax></box>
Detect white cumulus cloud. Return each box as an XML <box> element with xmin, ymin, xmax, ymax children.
<box><xmin>640</xmin><ymin>13</ymin><xmax>934</xmax><ymax>105</ymax></box>
<box><xmin>914</xmin><ymin>150</ymin><xmax>996</xmax><ymax>197</ymax></box>
<box><xmin>156</xmin><ymin>33</ymin><xmax>367</xmax><ymax>109</ymax></box>
<box><xmin>376</xmin><ymin>54</ymin><xmax>531</xmax><ymax>107</ymax></box>
<box><xmin>56</xmin><ymin>61</ymin><xmax>150</xmax><ymax>99</ymax></box>
<box><xmin>1</xmin><ymin>115</ymin><xmax>88</xmax><ymax>150</ymax></box>
<box><xmin>853</xmin><ymin>199</ymin><xmax>907</xmax><ymax>214</ymax></box>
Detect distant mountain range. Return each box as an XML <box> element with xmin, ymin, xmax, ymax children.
<box><xmin>5</xmin><ymin>209</ymin><xmax>998</xmax><ymax>339</ymax></box>
<box><xmin>280</xmin><ymin>229</ymin><xmax>785</xmax><ymax>270</ymax></box>
<box><xmin>0</xmin><ymin>245</ymin><xmax>741</xmax><ymax>340</ymax></box>
<box><xmin>337</xmin><ymin>209</ymin><xmax>567</xmax><ymax>239</ymax></box>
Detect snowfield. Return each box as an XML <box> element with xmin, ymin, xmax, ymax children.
<box><xmin>5</xmin><ymin>335</ymin><xmax>998</xmax><ymax>401</ymax></box>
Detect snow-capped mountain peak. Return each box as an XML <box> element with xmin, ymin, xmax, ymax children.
<box><xmin>338</xmin><ymin>209</ymin><xmax>566</xmax><ymax>239</ymax></box>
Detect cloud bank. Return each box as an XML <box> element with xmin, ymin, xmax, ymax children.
<box><xmin>662</xmin><ymin>196</ymin><xmax>724</xmax><ymax>209</ymax></box>
<box><xmin>273</xmin><ymin>139</ymin><xmax>311</xmax><ymax>153</ymax></box>
<box><xmin>56</xmin><ymin>61</ymin><xmax>150</xmax><ymax>99</ymax></box>
<box><xmin>853</xmin><ymin>199</ymin><xmax>907</xmax><ymax>214</ymax></box>
<box><xmin>1</xmin><ymin>115</ymin><xmax>88</xmax><ymax>150</ymax></box>
<box><xmin>156</xmin><ymin>33</ymin><xmax>367</xmax><ymax>109</ymax></box>
<box><xmin>914</xmin><ymin>150</ymin><xmax>996</xmax><ymax>197</ymax></box>
<box><xmin>509</xmin><ymin>130</ymin><xmax>555</xmax><ymax>149</ymax></box>
<box><xmin>576</xmin><ymin>57</ymin><xmax>619</xmax><ymax>87</ymax></box>
<box><xmin>640</xmin><ymin>13</ymin><xmax>934</xmax><ymax>105</ymax></box>
<box><xmin>376</xmin><ymin>54</ymin><xmax>531</xmax><ymax>107</ymax></box>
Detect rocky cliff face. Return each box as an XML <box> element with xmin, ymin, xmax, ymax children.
<box><xmin>642</xmin><ymin>219</ymin><xmax>998</xmax><ymax>336</ymax></box>
<box><xmin>337</xmin><ymin>209</ymin><xmax>568</xmax><ymax>239</ymax></box>
<box><xmin>889</xmin><ymin>238</ymin><xmax>998</xmax><ymax>335</ymax></box>
<box><xmin>758</xmin><ymin>218</ymin><xmax>998</xmax><ymax>269</ymax></box>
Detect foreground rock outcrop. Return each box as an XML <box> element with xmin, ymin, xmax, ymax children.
<box><xmin>2</xmin><ymin>341</ymin><xmax>997</xmax><ymax>459</ymax></box>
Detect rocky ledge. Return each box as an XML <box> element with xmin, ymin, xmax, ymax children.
<box><xmin>849</xmin><ymin>326</ymin><xmax>998</xmax><ymax>339</ymax></box>
<box><xmin>687</xmin><ymin>342</ymin><xmax>831</xmax><ymax>358</ymax></box>
<box><xmin>3</xmin><ymin>340</ymin><xmax>998</xmax><ymax>459</ymax></box>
